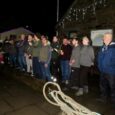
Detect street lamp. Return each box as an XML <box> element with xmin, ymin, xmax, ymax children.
<box><xmin>26</xmin><ymin>25</ymin><xmax>29</xmax><ymax>29</ymax></box>
<box><xmin>56</xmin><ymin>0</ymin><xmax>59</xmax><ymax>36</ymax></box>
<box><xmin>57</xmin><ymin>0</ymin><xmax>59</xmax><ymax>22</ymax></box>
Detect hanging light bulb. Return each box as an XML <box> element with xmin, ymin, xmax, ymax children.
<box><xmin>93</xmin><ymin>5</ymin><xmax>96</xmax><ymax>15</ymax></box>
<box><xmin>95</xmin><ymin>1</ymin><xmax>97</xmax><ymax>6</ymax></box>
<box><xmin>103</xmin><ymin>0</ymin><xmax>107</xmax><ymax>7</ymax></box>
<box><xmin>82</xmin><ymin>9</ymin><xmax>85</xmax><ymax>20</ymax></box>
<box><xmin>62</xmin><ymin>22</ymin><xmax>64</xmax><ymax>28</ymax></box>
<box><xmin>99</xmin><ymin>0</ymin><xmax>103</xmax><ymax>4</ymax></box>
<box><xmin>76</xmin><ymin>9</ymin><xmax>78</xmax><ymax>21</ymax></box>
<box><xmin>73</xmin><ymin>9</ymin><xmax>76</xmax><ymax>16</ymax></box>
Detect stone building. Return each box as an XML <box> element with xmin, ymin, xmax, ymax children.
<box><xmin>56</xmin><ymin>0</ymin><xmax>115</xmax><ymax>39</ymax></box>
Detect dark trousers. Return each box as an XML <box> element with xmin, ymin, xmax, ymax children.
<box><xmin>100</xmin><ymin>73</ymin><xmax>115</xmax><ymax>105</ymax></box>
<box><xmin>51</xmin><ymin>58</ymin><xmax>59</xmax><ymax>76</ymax></box>
<box><xmin>79</xmin><ymin>65</ymin><xmax>90</xmax><ymax>87</ymax></box>
<box><xmin>69</xmin><ymin>67</ymin><xmax>80</xmax><ymax>87</ymax></box>
<box><xmin>9</xmin><ymin>54</ymin><xmax>16</xmax><ymax>66</ymax></box>
<box><xmin>32</xmin><ymin>57</ymin><xmax>42</xmax><ymax>78</ymax></box>
<box><xmin>3</xmin><ymin>53</ymin><xmax>9</xmax><ymax>65</ymax></box>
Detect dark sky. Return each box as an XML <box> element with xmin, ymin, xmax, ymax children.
<box><xmin>0</xmin><ymin>0</ymin><xmax>74</xmax><ymax>37</ymax></box>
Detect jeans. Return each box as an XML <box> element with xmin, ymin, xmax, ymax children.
<box><xmin>40</xmin><ymin>62</ymin><xmax>51</xmax><ymax>81</ymax></box>
<box><xmin>18</xmin><ymin>55</ymin><xmax>26</xmax><ymax>70</ymax></box>
<box><xmin>60</xmin><ymin>60</ymin><xmax>71</xmax><ymax>81</ymax></box>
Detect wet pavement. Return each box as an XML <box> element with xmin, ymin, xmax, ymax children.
<box><xmin>0</xmin><ymin>64</ymin><xmax>115</xmax><ymax>115</ymax></box>
<box><xmin>0</xmin><ymin>65</ymin><xmax>60</xmax><ymax>115</ymax></box>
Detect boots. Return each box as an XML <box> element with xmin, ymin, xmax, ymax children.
<box><xmin>76</xmin><ymin>86</ymin><xmax>89</xmax><ymax>96</ymax></box>
<box><xmin>83</xmin><ymin>85</ymin><xmax>88</xmax><ymax>94</ymax></box>
<box><xmin>75</xmin><ymin>88</ymin><xmax>83</xmax><ymax>96</ymax></box>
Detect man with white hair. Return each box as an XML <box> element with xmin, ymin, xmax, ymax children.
<box><xmin>97</xmin><ymin>32</ymin><xmax>115</xmax><ymax>109</ymax></box>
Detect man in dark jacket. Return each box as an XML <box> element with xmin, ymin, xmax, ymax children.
<box><xmin>51</xmin><ymin>36</ymin><xmax>60</xmax><ymax>77</ymax></box>
<box><xmin>97</xmin><ymin>33</ymin><xmax>115</xmax><ymax>109</ymax></box>
<box><xmin>60</xmin><ymin>37</ymin><xmax>72</xmax><ymax>84</ymax></box>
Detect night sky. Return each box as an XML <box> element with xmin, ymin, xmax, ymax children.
<box><xmin>0</xmin><ymin>0</ymin><xmax>74</xmax><ymax>38</ymax></box>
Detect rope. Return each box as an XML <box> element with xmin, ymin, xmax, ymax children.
<box><xmin>43</xmin><ymin>82</ymin><xmax>101</xmax><ymax>115</ymax></box>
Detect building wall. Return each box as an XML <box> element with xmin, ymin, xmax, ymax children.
<box><xmin>57</xmin><ymin>0</ymin><xmax>115</xmax><ymax>38</ymax></box>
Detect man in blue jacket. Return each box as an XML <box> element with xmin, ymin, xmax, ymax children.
<box><xmin>98</xmin><ymin>32</ymin><xmax>115</xmax><ymax>109</ymax></box>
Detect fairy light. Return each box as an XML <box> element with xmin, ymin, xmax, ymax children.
<box><xmin>58</xmin><ymin>0</ymin><xmax>108</xmax><ymax>27</ymax></box>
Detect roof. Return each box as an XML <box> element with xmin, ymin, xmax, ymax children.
<box><xmin>0</xmin><ymin>27</ymin><xmax>34</xmax><ymax>34</ymax></box>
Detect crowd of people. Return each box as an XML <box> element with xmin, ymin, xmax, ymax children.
<box><xmin>0</xmin><ymin>32</ymin><xmax>115</xmax><ymax>109</ymax></box>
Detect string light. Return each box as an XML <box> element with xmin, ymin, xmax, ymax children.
<box><xmin>76</xmin><ymin>9</ymin><xmax>78</xmax><ymax>21</ymax></box>
<box><xmin>59</xmin><ymin>0</ymin><xmax>108</xmax><ymax>28</ymax></box>
<box><xmin>93</xmin><ymin>4</ymin><xmax>96</xmax><ymax>15</ymax></box>
<box><xmin>103</xmin><ymin>0</ymin><xmax>107</xmax><ymax>7</ymax></box>
<box><xmin>83</xmin><ymin>9</ymin><xmax>86</xmax><ymax>20</ymax></box>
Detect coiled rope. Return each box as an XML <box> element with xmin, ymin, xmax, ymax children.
<box><xmin>43</xmin><ymin>82</ymin><xmax>101</xmax><ymax>115</ymax></box>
